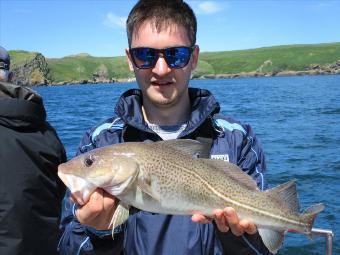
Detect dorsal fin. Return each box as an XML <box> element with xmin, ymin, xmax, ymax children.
<box><xmin>156</xmin><ymin>139</ymin><xmax>211</xmax><ymax>158</ymax></box>
<box><xmin>200</xmin><ymin>159</ymin><xmax>259</xmax><ymax>190</ymax></box>
<box><xmin>266</xmin><ymin>180</ymin><xmax>300</xmax><ymax>213</ymax></box>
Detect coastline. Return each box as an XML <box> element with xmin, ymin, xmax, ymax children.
<box><xmin>46</xmin><ymin>70</ymin><xmax>340</xmax><ymax>86</ymax></box>
<box><xmin>10</xmin><ymin>43</ymin><xmax>340</xmax><ymax>87</ymax></box>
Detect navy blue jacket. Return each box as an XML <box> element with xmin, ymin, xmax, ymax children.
<box><xmin>59</xmin><ymin>88</ymin><xmax>270</xmax><ymax>255</ymax></box>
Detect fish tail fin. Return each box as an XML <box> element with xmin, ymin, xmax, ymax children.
<box><xmin>268</xmin><ymin>180</ymin><xmax>324</xmax><ymax>235</ymax></box>
<box><xmin>300</xmin><ymin>203</ymin><xmax>325</xmax><ymax>235</ymax></box>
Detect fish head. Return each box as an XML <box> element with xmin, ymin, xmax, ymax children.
<box><xmin>58</xmin><ymin>145</ymin><xmax>139</xmax><ymax>205</ymax></box>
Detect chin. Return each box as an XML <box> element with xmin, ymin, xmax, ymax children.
<box><xmin>152</xmin><ymin>97</ymin><xmax>175</xmax><ymax>107</ymax></box>
<box><xmin>149</xmin><ymin>90</ymin><xmax>176</xmax><ymax>104</ymax></box>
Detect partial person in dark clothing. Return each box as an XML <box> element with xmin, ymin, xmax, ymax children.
<box><xmin>59</xmin><ymin>1</ymin><xmax>271</xmax><ymax>254</ymax></box>
<box><xmin>0</xmin><ymin>46</ymin><xmax>13</xmax><ymax>82</ymax></box>
<box><xmin>0</xmin><ymin>45</ymin><xmax>66</xmax><ymax>255</ymax></box>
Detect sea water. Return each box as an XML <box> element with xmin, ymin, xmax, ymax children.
<box><xmin>36</xmin><ymin>75</ymin><xmax>340</xmax><ymax>255</ymax></box>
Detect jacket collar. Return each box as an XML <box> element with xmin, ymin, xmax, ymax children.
<box><xmin>114</xmin><ymin>88</ymin><xmax>220</xmax><ymax>135</ymax></box>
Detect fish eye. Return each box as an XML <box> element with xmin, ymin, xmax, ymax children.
<box><xmin>84</xmin><ymin>157</ymin><xmax>94</xmax><ymax>167</ymax></box>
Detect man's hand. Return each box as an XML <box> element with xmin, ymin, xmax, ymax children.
<box><xmin>191</xmin><ymin>207</ymin><xmax>257</xmax><ymax>236</ymax></box>
<box><xmin>71</xmin><ymin>188</ymin><xmax>118</xmax><ymax>230</ymax></box>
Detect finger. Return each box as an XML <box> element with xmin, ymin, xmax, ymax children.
<box><xmin>224</xmin><ymin>207</ymin><xmax>243</xmax><ymax>236</ymax></box>
<box><xmin>191</xmin><ymin>214</ymin><xmax>212</xmax><ymax>224</ymax></box>
<box><xmin>239</xmin><ymin>219</ymin><xmax>257</xmax><ymax>235</ymax></box>
<box><xmin>90</xmin><ymin>188</ymin><xmax>103</xmax><ymax>202</ymax></box>
<box><xmin>70</xmin><ymin>192</ymin><xmax>85</xmax><ymax>205</ymax></box>
<box><xmin>214</xmin><ymin>209</ymin><xmax>229</xmax><ymax>232</ymax></box>
<box><xmin>103</xmin><ymin>190</ymin><xmax>117</xmax><ymax>211</ymax></box>
<box><xmin>70</xmin><ymin>194</ymin><xmax>76</xmax><ymax>203</ymax></box>
<box><xmin>76</xmin><ymin>189</ymin><xmax>104</xmax><ymax>223</ymax></box>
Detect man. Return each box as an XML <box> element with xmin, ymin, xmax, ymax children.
<box><xmin>0</xmin><ymin>46</ymin><xmax>66</xmax><ymax>255</ymax></box>
<box><xmin>59</xmin><ymin>1</ymin><xmax>270</xmax><ymax>254</ymax></box>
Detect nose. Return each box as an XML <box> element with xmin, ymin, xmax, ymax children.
<box><xmin>152</xmin><ymin>55</ymin><xmax>171</xmax><ymax>76</ymax></box>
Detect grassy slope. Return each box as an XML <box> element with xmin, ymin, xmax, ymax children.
<box><xmin>8</xmin><ymin>50</ymin><xmax>38</xmax><ymax>68</ymax></box>
<box><xmin>9</xmin><ymin>42</ymin><xmax>340</xmax><ymax>82</ymax></box>
<box><xmin>198</xmin><ymin>42</ymin><xmax>340</xmax><ymax>75</ymax></box>
<box><xmin>47</xmin><ymin>54</ymin><xmax>134</xmax><ymax>82</ymax></box>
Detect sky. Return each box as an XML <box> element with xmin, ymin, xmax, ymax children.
<box><xmin>1</xmin><ymin>0</ymin><xmax>340</xmax><ymax>58</ymax></box>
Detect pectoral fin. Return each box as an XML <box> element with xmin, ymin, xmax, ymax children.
<box><xmin>258</xmin><ymin>228</ymin><xmax>285</xmax><ymax>254</ymax></box>
<box><xmin>138</xmin><ymin>171</ymin><xmax>161</xmax><ymax>202</ymax></box>
<box><xmin>108</xmin><ymin>202</ymin><xmax>130</xmax><ymax>238</ymax></box>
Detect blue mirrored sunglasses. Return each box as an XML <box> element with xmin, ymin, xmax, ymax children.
<box><xmin>129</xmin><ymin>46</ymin><xmax>195</xmax><ymax>69</ymax></box>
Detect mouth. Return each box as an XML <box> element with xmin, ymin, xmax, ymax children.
<box><xmin>151</xmin><ymin>80</ymin><xmax>174</xmax><ymax>86</ymax></box>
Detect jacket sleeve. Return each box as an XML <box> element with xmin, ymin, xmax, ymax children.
<box><xmin>237</xmin><ymin>123</ymin><xmax>267</xmax><ymax>191</ymax></box>
<box><xmin>58</xmin><ymin>130</ymin><xmax>124</xmax><ymax>255</ymax></box>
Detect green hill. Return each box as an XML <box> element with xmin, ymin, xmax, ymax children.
<box><xmin>8</xmin><ymin>42</ymin><xmax>340</xmax><ymax>85</ymax></box>
<box><xmin>197</xmin><ymin>42</ymin><xmax>340</xmax><ymax>75</ymax></box>
<box><xmin>9</xmin><ymin>50</ymin><xmax>39</xmax><ymax>68</ymax></box>
<box><xmin>47</xmin><ymin>55</ymin><xmax>134</xmax><ymax>83</ymax></box>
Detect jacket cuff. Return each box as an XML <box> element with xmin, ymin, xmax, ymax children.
<box><xmin>72</xmin><ymin>203</ymin><xmax>124</xmax><ymax>238</ymax></box>
<box><xmin>84</xmin><ymin>225</ymin><xmax>123</xmax><ymax>239</ymax></box>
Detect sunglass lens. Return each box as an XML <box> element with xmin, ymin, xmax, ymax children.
<box><xmin>165</xmin><ymin>47</ymin><xmax>191</xmax><ymax>68</ymax></box>
<box><xmin>132</xmin><ymin>48</ymin><xmax>156</xmax><ymax>69</ymax></box>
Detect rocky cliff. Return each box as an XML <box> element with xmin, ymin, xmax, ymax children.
<box><xmin>10</xmin><ymin>52</ymin><xmax>51</xmax><ymax>86</ymax></box>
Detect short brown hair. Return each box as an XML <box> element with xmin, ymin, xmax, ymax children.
<box><xmin>126</xmin><ymin>0</ymin><xmax>197</xmax><ymax>47</ymax></box>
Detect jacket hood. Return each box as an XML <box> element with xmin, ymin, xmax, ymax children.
<box><xmin>114</xmin><ymin>87</ymin><xmax>220</xmax><ymax>134</ymax></box>
<box><xmin>0</xmin><ymin>82</ymin><xmax>46</xmax><ymax>129</ymax></box>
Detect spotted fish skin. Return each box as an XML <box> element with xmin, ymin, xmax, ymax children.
<box><xmin>58</xmin><ymin>139</ymin><xmax>324</xmax><ymax>254</ymax></box>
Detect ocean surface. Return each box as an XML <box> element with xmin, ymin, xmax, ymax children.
<box><xmin>35</xmin><ymin>75</ymin><xmax>340</xmax><ymax>255</ymax></box>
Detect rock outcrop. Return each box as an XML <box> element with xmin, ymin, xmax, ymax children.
<box><xmin>11</xmin><ymin>53</ymin><xmax>51</xmax><ymax>86</ymax></box>
<box><xmin>306</xmin><ymin>60</ymin><xmax>340</xmax><ymax>74</ymax></box>
<box><xmin>91</xmin><ymin>64</ymin><xmax>115</xmax><ymax>83</ymax></box>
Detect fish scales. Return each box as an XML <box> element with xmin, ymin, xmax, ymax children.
<box><xmin>130</xmin><ymin>142</ymin><xmax>305</xmax><ymax>231</ymax></box>
<box><xmin>58</xmin><ymin>139</ymin><xmax>324</xmax><ymax>254</ymax></box>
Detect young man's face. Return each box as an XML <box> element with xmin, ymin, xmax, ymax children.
<box><xmin>126</xmin><ymin>21</ymin><xmax>199</xmax><ymax>109</ymax></box>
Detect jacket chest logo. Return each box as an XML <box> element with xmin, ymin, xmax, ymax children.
<box><xmin>210</xmin><ymin>154</ymin><xmax>229</xmax><ymax>162</ymax></box>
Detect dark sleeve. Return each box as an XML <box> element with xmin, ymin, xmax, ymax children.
<box><xmin>216</xmin><ymin>230</ymin><xmax>272</xmax><ymax>255</ymax></box>
<box><xmin>58</xmin><ymin>131</ymin><xmax>124</xmax><ymax>255</ymax></box>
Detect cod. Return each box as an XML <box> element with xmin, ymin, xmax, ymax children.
<box><xmin>58</xmin><ymin>139</ymin><xmax>324</xmax><ymax>254</ymax></box>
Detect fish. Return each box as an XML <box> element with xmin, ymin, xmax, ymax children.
<box><xmin>58</xmin><ymin>139</ymin><xmax>324</xmax><ymax>254</ymax></box>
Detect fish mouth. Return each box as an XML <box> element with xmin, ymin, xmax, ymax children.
<box><xmin>58</xmin><ymin>170</ymin><xmax>96</xmax><ymax>205</ymax></box>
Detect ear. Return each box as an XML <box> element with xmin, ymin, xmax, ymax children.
<box><xmin>125</xmin><ymin>48</ymin><xmax>134</xmax><ymax>71</ymax></box>
<box><xmin>190</xmin><ymin>45</ymin><xmax>200</xmax><ymax>71</ymax></box>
